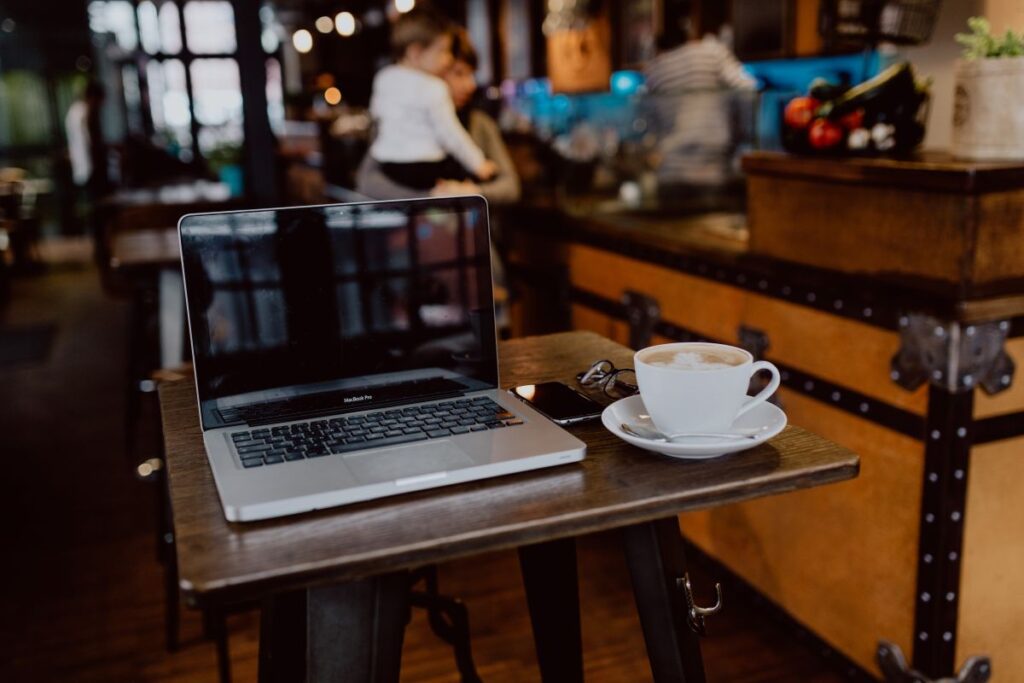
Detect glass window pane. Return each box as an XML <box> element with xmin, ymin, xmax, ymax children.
<box><xmin>266</xmin><ymin>58</ymin><xmax>285</xmax><ymax>134</ymax></box>
<box><xmin>190</xmin><ymin>59</ymin><xmax>242</xmax><ymax>126</ymax></box>
<box><xmin>138</xmin><ymin>1</ymin><xmax>160</xmax><ymax>54</ymax></box>
<box><xmin>159</xmin><ymin>2</ymin><xmax>182</xmax><ymax>54</ymax></box>
<box><xmin>122</xmin><ymin>65</ymin><xmax>144</xmax><ymax>134</ymax></box>
<box><xmin>90</xmin><ymin>0</ymin><xmax>138</xmax><ymax>51</ymax></box>
<box><xmin>163</xmin><ymin>59</ymin><xmax>192</xmax><ymax>129</ymax></box>
<box><xmin>149</xmin><ymin>59</ymin><xmax>193</xmax><ymax>157</ymax></box>
<box><xmin>146</xmin><ymin>60</ymin><xmax>166</xmax><ymax>130</ymax></box>
<box><xmin>183</xmin><ymin>1</ymin><xmax>237</xmax><ymax>54</ymax></box>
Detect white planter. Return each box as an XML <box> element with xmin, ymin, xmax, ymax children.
<box><xmin>952</xmin><ymin>55</ymin><xmax>1024</xmax><ymax>160</ymax></box>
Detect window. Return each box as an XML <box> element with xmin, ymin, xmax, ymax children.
<box><xmin>266</xmin><ymin>58</ymin><xmax>285</xmax><ymax>134</ymax></box>
<box><xmin>159</xmin><ymin>2</ymin><xmax>183</xmax><ymax>54</ymax></box>
<box><xmin>191</xmin><ymin>58</ymin><xmax>244</xmax><ymax>155</ymax></box>
<box><xmin>137</xmin><ymin>1</ymin><xmax>161</xmax><ymax>54</ymax></box>
<box><xmin>88</xmin><ymin>1</ymin><xmax>139</xmax><ymax>52</ymax></box>
<box><xmin>147</xmin><ymin>59</ymin><xmax>193</xmax><ymax>156</ymax></box>
<box><xmin>183</xmin><ymin>1</ymin><xmax>237</xmax><ymax>54</ymax></box>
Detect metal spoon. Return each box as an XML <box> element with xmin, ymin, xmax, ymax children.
<box><xmin>621</xmin><ymin>422</ymin><xmax>760</xmax><ymax>442</ymax></box>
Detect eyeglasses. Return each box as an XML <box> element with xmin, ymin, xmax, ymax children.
<box><xmin>576</xmin><ymin>359</ymin><xmax>638</xmax><ymax>399</ymax></box>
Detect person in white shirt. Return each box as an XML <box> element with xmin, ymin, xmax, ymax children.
<box><xmin>64</xmin><ymin>81</ymin><xmax>110</xmax><ymax>194</ymax></box>
<box><xmin>369</xmin><ymin>7</ymin><xmax>497</xmax><ymax>190</ymax></box>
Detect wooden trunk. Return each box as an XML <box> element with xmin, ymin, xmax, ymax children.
<box><xmin>504</xmin><ymin>207</ymin><xmax>1024</xmax><ymax>680</ymax></box>
<box><xmin>743</xmin><ymin>152</ymin><xmax>1024</xmax><ymax>292</ymax></box>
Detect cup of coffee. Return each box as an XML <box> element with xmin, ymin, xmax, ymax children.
<box><xmin>634</xmin><ymin>342</ymin><xmax>781</xmax><ymax>434</ymax></box>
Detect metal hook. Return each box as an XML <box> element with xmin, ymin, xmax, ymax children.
<box><xmin>677</xmin><ymin>573</ymin><xmax>723</xmax><ymax>636</ymax></box>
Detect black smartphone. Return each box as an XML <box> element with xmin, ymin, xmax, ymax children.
<box><xmin>509</xmin><ymin>381</ymin><xmax>604</xmax><ymax>425</ymax></box>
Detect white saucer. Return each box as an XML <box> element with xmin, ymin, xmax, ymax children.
<box><xmin>601</xmin><ymin>394</ymin><xmax>787</xmax><ymax>459</ymax></box>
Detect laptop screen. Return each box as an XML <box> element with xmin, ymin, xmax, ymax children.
<box><xmin>179</xmin><ymin>196</ymin><xmax>498</xmax><ymax>429</ymax></box>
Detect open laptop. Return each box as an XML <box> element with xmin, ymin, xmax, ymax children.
<box><xmin>178</xmin><ymin>196</ymin><xmax>586</xmax><ymax>522</ymax></box>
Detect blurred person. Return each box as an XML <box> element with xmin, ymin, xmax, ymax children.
<box><xmin>358</xmin><ymin>28</ymin><xmax>520</xmax><ymax>204</ymax></box>
<box><xmin>65</xmin><ymin>80</ymin><xmax>111</xmax><ymax>197</ymax></box>
<box><xmin>644</xmin><ymin>3</ymin><xmax>756</xmax><ymax>187</ymax></box>
<box><xmin>367</xmin><ymin>7</ymin><xmax>497</xmax><ymax>191</ymax></box>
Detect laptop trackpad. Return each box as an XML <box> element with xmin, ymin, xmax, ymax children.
<box><xmin>343</xmin><ymin>440</ymin><xmax>475</xmax><ymax>486</ymax></box>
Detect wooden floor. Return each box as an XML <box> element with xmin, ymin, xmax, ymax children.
<box><xmin>0</xmin><ymin>245</ymin><xmax>845</xmax><ymax>682</ymax></box>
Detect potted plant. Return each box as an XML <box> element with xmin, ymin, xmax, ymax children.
<box><xmin>952</xmin><ymin>17</ymin><xmax>1024</xmax><ymax>160</ymax></box>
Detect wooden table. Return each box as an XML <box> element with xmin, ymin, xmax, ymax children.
<box><xmin>159</xmin><ymin>331</ymin><xmax>859</xmax><ymax>682</ymax></box>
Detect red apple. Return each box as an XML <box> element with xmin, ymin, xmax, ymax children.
<box><xmin>809</xmin><ymin>118</ymin><xmax>844</xmax><ymax>149</ymax></box>
<box><xmin>784</xmin><ymin>97</ymin><xmax>820</xmax><ymax>130</ymax></box>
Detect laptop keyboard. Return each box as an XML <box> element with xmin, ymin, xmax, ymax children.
<box><xmin>230</xmin><ymin>396</ymin><xmax>524</xmax><ymax>469</ymax></box>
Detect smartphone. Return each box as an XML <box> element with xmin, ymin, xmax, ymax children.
<box><xmin>510</xmin><ymin>381</ymin><xmax>604</xmax><ymax>425</ymax></box>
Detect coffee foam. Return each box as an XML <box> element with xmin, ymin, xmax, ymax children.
<box><xmin>641</xmin><ymin>347</ymin><xmax>745</xmax><ymax>371</ymax></box>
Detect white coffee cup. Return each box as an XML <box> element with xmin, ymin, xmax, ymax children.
<box><xmin>634</xmin><ymin>342</ymin><xmax>781</xmax><ymax>434</ymax></box>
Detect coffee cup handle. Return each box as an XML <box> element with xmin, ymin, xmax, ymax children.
<box><xmin>737</xmin><ymin>360</ymin><xmax>781</xmax><ymax>418</ymax></box>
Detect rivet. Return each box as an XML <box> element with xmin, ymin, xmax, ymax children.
<box><xmin>1002</xmin><ymin>375</ymin><xmax>1011</xmax><ymax>386</ymax></box>
<box><xmin>966</xmin><ymin>326</ymin><xmax>976</xmax><ymax>336</ymax></box>
<box><xmin>954</xmin><ymin>469</ymin><xmax>964</xmax><ymax>480</ymax></box>
<box><xmin>921</xmin><ymin>592</ymin><xmax>931</xmax><ymax>602</ymax></box>
<box><xmin>925</xmin><ymin>513</ymin><xmax>935</xmax><ymax>523</ymax></box>
<box><xmin>863</xmin><ymin>307</ymin><xmax>873</xmax><ymax>317</ymax></box>
<box><xmin>758</xmin><ymin>280</ymin><xmax>767</xmax><ymax>290</ymax></box>
<box><xmin>834</xmin><ymin>300</ymin><xmax>844</xmax><ymax>310</ymax></box>
<box><xmin>900</xmin><ymin>316</ymin><xmax>909</xmax><ymax>327</ymax></box>
<box><xmin>831</xmin><ymin>391</ymin><xmax>841</xmax><ymax>401</ymax></box>
<box><xmin>890</xmin><ymin>370</ymin><xmax>900</xmax><ymax>380</ymax></box>
<box><xmin>919</xmin><ymin>632</ymin><xmax>929</xmax><ymax>641</ymax></box>
<box><xmin>932</xmin><ymin>370</ymin><xmax>943</xmax><ymax>380</ymax></box>
<box><xmin>949</xmin><ymin>551</ymin><xmax>958</xmax><ymax>561</ymax></box>
<box><xmin>931</xmin><ymin>430</ymin><xmax>941</xmax><ymax>440</ymax></box>
<box><xmin>943</xmin><ymin>632</ymin><xmax>953</xmax><ymax>642</ymax></box>
<box><xmin>934</xmin><ymin>326</ymin><xmax>946</xmax><ymax>337</ymax></box>
<box><xmin>804</xmin><ymin>380</ymin><xmax>814</xmax><ymax>391</ymax></box>
<box><xmin>951</xmin><ymin>511</ymin><xmax>961</xmax><ymax>522</ymax></box>
<box><xmin>964</xmin><ymin>374</ymin><xmax>974</xmax><ymax>386</ymax></box>
<box><xmin>957</xmin><ymin>427</ymin><xmax>967</xmax><ymax>438</ymax></box>
<box><xmin>807</xmin><ymin>293</ymin><xmax>817</xmax><ymax>303</ymax></box>
<box><xmin>928</xmin><ymin>472</ymin><xmax>938</xmax><ymax>483</ymax></box>
<box><xmin>999</xmin><ymin>321</ymin><xmax>1009</xmax><ymax>331</ymax></box>
<box><xmin>782</xmin><ymin>286</ymin><xmax>792</xmax><ymax>295</ymax></box>
<box><xmin>946</xmin><ymin>592</ymin><xmax>955</xmax><ymax>602</ymax></box>
<box><xmin>859</xmin><ymin>402</ymin><xmax>869</xmax><ymax>413</ymax></box>
<box><xmin>924</xmin><ymin>553</ymin><xmax>933</xmax><ymax>564</ymax></box>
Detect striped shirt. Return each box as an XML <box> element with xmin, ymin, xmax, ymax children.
<box><xmin>644</xmin><ymin>35</ymin><xmax>756</xmax><ymax>94</ymax></box>
<box><xmin>644</xmin><ymin>36</ymin><xmax>756</xmax><ymax>185</ymax></box>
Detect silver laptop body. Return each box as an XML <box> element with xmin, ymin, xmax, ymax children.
<box><xmin>179</xmin><ymin>196</ymin><xmax>585</xmax><ymax>522</ymax></box>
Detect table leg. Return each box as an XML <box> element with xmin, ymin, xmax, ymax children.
<box><xmin>258</xmin><ymin>572</ymin><xmax>409</xmax><ymax>683</ymax></box>
<box><xmin>158</xmin><ymin>269</ymin><xmax>184</xmax><ymax>369</ymax></box>
<box><xmin>623</xmin><ymin>517</ymin><xmax>707</xmax><ymax>683</ymax></box>
<box><xmin>258</xmin><ymin>590</ymin><xmax>306</xmax><ymax>683</ymax></box>
<box><xmin>518</xmin><ymin>538</ymin><xmax>584</xmax><ymax>683</ymax></box>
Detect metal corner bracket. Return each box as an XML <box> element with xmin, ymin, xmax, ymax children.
<box><xmin>890</xmin><ymin>314</ymin><xmax>1015</xmax><ymax>395</ymax></box>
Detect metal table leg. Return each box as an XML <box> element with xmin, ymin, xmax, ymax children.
<box><xmin>623</xmin><ymin>517</ymin><xmax>710</xmax><ymax>683</ymax></box>
<box><xmin>518</xmin><ymin>537</ymin><xmax>584</xmax><ymax>683</ymax></box>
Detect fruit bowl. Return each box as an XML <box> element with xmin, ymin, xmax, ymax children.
<box><xmin>781</xmin><ymin>62</ymin><xmax>930</xmax><ymax>156</ymax></box>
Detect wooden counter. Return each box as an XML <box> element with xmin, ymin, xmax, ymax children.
<box><xmin>744</xmin><ymin>151</ymin><xmax>1024</xmax><ymax>296</ymax></box>
<box><xmin>498</xmin><ymin>169</ymin><xmax>1024</xmax><ymax>681</ymax></box>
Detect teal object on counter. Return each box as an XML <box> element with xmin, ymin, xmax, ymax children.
<box><xmin>218</xmin><ymin>165</ymin><xmax>244</xmax><ymax>198</ymax></box>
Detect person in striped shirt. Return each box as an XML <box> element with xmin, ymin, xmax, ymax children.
<box><xmin>644</xmin><ymin>7</ymin><xmax>757</xmax><ymax>187</ymax></box>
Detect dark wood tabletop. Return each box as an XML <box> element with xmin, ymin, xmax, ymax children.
<box><xmin>160</xmin><ymin>331</ymin><xmax>859</xmax><ymax>607</ymax></box>
<box><xmin>109</xmin><ymin>227</ymin><xmax>180</xmax><ymax>271</ymax></box>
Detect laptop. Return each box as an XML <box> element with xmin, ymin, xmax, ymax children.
<box><xmin>178</xmin><ymin>196</ymin><xmax>586</xmax><ymax>522</ymax></box>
